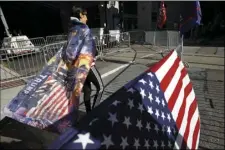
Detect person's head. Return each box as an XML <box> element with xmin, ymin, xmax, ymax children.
<box><xmin>71</xmin><ymin>6</ymin><xmax>88</xmax><ymax>24</ymax></box>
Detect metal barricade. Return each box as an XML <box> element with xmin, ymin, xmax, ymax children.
<box><xmin>144</xmin><ymin>30</ymin><xmax>183</xmax><ymax>59</ymax></box>
<box><xmin>128</xmin><ymin>30</ymin><xmax>145</xmax><ymax>44</ymax></box>
<box><xmin>167</xmin><ymin>31</ymin><xmax>180</xmax><ymax>49</ymax></box>
<box><xmin>41</xmin><ymin>41</ymin><xmax>67</xmax><ymax>63</ymax></box>
<box><xmin>95</xmin><ymin>32</ymin><xmax>131</xmax><ymax>58</ymax></box>
<box><xmin>29</xmin><ymin>37</ymin><xmax>47</xmax><ymax>47</ymax></box>
<box><xmin>0</xmin><ymin>32</ymin><xmax>130</xmax><ymax>85</ymax></box>
<box><xmin>0</xmin><ymin>47</ymin><xmax>46</xmax><ymax>84</ymax></box>
<box><xmin>46</xmin><ymin>35</ymin><xmax>67</xmax><ymax>44</ymax></box>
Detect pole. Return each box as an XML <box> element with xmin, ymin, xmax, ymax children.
<box><xmin>0</xmin><ymin>6</ymin><xmax>12</xmax><ymax>37</ymax></box>
<box><xmin>181</xmin><ymin>34</ymin><xmax>184</xmax><ymax>61</ymax></box>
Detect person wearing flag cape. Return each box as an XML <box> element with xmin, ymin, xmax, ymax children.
<box><xmin>2</xmin><ymin>6</ymin><xmax>98</xmax><ymax>133</ymax></box>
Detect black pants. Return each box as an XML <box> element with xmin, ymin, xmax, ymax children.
<box><xmin>83</xmin><ymin>65</ymin><xmax>104</xmax><ymax>113</ymax></box>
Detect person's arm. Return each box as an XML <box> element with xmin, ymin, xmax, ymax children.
<box><xmin>70</xmin><ymin>28</ymin><xmax>95</xmax><ymax>107</ymax></box>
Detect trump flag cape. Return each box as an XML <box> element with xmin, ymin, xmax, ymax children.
<box><xmin>2</xmin><ymin>45</ymin><xmax>94</xmax><ymax>133</ymax></box>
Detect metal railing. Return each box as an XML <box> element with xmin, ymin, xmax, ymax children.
<box><xmin>95</xmin><ymin>32</ymin><xmax>131</xmax><ymax>59</ymax></box>
<box><xmin>144</xmin><ymin>30</ymin><xmax>183</xmax><ymax>58</ymax></box>
<box><xmin>46</xmin><ymin>35</ymin><xmax>67</xmax><ymax>44</ymax></box>
<box><xmin>0</xmin><ymin>47</ymin><xmax>46</xmax><ymax>84</ymax></box>
<box><xmin>0</xmin><ymin>30</ymin><xmax>183</xmax><ymax>86</ymax></box>
<box><xmin>128</xmin><ymin>30</ymin><xmax>145</xmax><ymax>44</ymax></box>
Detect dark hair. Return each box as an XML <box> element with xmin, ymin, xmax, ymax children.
<box><xmin>71</xmin><ymin>6</ymin><xmax>87</xmax><ymax>19</ymax></box>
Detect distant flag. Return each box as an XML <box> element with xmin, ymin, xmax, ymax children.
<box><xmin>180</xmin><ymin>1</ymin><xmax>202</xmax><ymax>34</ymax></box>
<box><xmin>157</xmin><ymin>1</ymin><xmax>167</xmax><ymax>29</ymax></box>
<box><xmin>49</xmin><ymin>49</ymin><xmax>200</xmax><ymax>150</ymax></box>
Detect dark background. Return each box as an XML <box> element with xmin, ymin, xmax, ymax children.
<box><xmin>0</xmin><ymin>1</ymin><xmax>224</xmax><ymax>40</ymax></box>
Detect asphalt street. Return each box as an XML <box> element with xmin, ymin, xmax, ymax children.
<box><xmin>0</xmin><ymin>45</ymin><xmax>224</xmax><ymax>149</ymax></box>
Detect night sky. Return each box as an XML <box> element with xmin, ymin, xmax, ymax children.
<box><xmin>0</xmin><ymin>1</ymin><xmax>224</xmax><ymax>41</ymax></box>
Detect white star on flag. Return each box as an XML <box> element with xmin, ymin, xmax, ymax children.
<box><xmin>128</xmin><ymin>99</ymin><xmax>134</xmax><ymax>110</ymax></box>
<box><xmin>161</xmin><ymin>100</ymin><xmax>165</xmax><ymax>107</ymax></box>
<box><xmin>161</xmin><ymin>111</ymin><xmax>166</xmax><ymax>120</ymax></box>
<box><xmin>73</xmin><ymin>133</ymin><xmax>94</xmax><ymax>149</ymax></box>
<box><xmin>101</xmin><ymin>134</ymin><xmax>114</xmax><ymax>149</ymax></box>
<box><xmin>147</xmin><ymin>72</ymin><xmax>154</xmax><ymax>77</ymax></box>
<box><xmin>137</xmin><ymin>103</ymin><xmax>144</xmax><ymax>113</ymax></box>
<box><xmin>108</xmin><ymin>112</ymin><xmax>118</xmax><ymax>127</ymax></box>
<box><xmin>154</xmin><ymin>124</ymin><xmax>159</xmax><ymax>134</ymax></box>
<box><xmin>136</xmin><ymin>119</ymin><xmax>143</xmax><ymax>130</ymax></box>
<box><xmin>120</xmin><ymin>137</ymin><xmax>129</xmax><ymax>150</ymax></box>
<box><xmin>123</xmin><ymin>116</ymin><xmax>132</xmax><ymax>129</ymax></box>
<box><xmin>156</xmin><ymin>85</ymin><xmax>160</xmax><ymax>93</ymax></box>
<box><xmin>140</xmin><ymin>88</ymin><xmax>146</xmax><ymax>99</ymax></box>
<box><xmin>112</xmin><ymin>100</ymin><xmax>121</xmax><ymax>106</ymax></box>
<box><xmin>139</xmin><ymin>79</ymin><xmax>147</xmax><ymax>85</ymax></box>
<box><xmin>144</xmin><ymin>139</ymin><xmax>150</xmax><ymax>149</ymax></box>
<box><xmin>167</xmin><ymin>126</ymin><xmax>171</xmax><ymax>135</ymax></box>
<box><xmin>149</xmin><ymin>81</ymin><xmax>154</xmax><ymax>89</ymax></box>
<box><xmin>155</xmin><ymin>96</ymin><xmax>160</xmax><ymax>105</ymax></box>
<box><xmin>127</xmin><ymin>88</ymin><xmax>135</xmax><ymax>93</ymax></box>
<box><xmin>133</xmin><ymin>138</ymin><xmax>140</xmax><ymax>150</ymax></box>
<box><xmin>167</xmin><ymin>113</ymin><xmax>171</xmax><ymax>122</ymax></box>
<box><xmin>153</xmin><ymin>140</ymin><xmax>158</xmax><ymax>149</ymax></box>
<box><xmin>148</xmin><ymin>92</ymin><xmax>153</xmax><ymax>103</ymax></box>
<box><xmin>146</xmin><ymin>122</ymin><xmax>151</xmax><ymax>132</ymax></box>
<box><xmin>155</xmin><ymin>109</ymin><xmax>160</xmax><ymax>119</ymax></box>
<box><xmin>147</xmin><ymin>106</ymin><xmax>154</xmax><ymax>115</ymax></box>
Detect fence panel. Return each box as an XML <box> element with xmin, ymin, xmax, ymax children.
<box><xmin>167</xmin><ymin>31</ymin><xmax>180</xmax><ymax>49</ymax></box>
<box><xmin>0</xmin><ymin>47</ymin><xmax>46</xmax><ymax>84</ymax></box>
<box><xmin>41</xmin><ymin>41</ymin><xmax>67</xmax><ymax>63</ymax></box>
<box><xmin>145</xmin><ymin>31</ymin><xmax>155</xmax><ymax>45</ymax></box>
<box><xmin>144</xmin><ymin>30</ymin><xmax>183</xmax><ymax>60</ymax></box>
<box><xmin>154</xmin><ymin>30</ymin><xmax>168</xmax><ymax>48</ymax></box>
<box><xmin>29</xmin><ymin>37</ymin><xmax>46</xmax><ymax>47</ymax></box>
<box><xmin>128</xmin><ymin>30</ymin><xmax>145</xmax><ymax>44</ymax></box>
<box><xmin>46</xmin><ymin>35</ymin><xmax>67</xmax><ymax>44</ymax></box>
<box><xmin>96</xmin><ymin>32</ymin><xmax>131</xmax><ymax>57</ymax></box>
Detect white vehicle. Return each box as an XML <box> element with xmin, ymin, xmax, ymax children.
<box><xmin>0</xmin><ymin>6</ymin><xmax>39</xmax><ymax>56</ymax></box>
<box><xmin>1</xmin><ymin>36</ymin><xmax>39</xmax><ymax>55</ymax></box>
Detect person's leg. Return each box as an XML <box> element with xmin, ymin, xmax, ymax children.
<box><xmin>83</xmin><ymin>77</ymin><xmax>92</xmax><ymax>113</ymax></box>
<box><xmin>88</xmin><ymin>66</ymin><xmax>104</xmax><ymax>109</ymax></box>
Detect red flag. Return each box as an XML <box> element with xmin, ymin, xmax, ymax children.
<box><xmin>157</xmin><ymin>1</ymin><xmax>167</xmax><ymax>29</ymax></box>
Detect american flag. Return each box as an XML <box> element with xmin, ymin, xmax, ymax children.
<box><xmin>180</xmin><ymin>1</ymin><xmax>202</xmax><ymax>34</ymax></box>
<box><xmin>49</xmin><ymin>50</ymin><xmax>200</xmax><ymax>149</ymax></box>
<box><xmin>157</xmin><ymin>1</ymin><xmax>167</xmax><ymax>29</ymax></box>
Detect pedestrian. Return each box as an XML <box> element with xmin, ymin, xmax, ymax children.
<box><xmin>62</xmin><ymin>6</ymin><xmax>104</xmax><ymax>114</ymax></box>
<box><xmin>61</xmin><ymin>6</ymin><xmax>97</xmax><ymax>111</ymax></box>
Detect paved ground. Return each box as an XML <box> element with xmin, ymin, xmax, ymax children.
<box><xmin>0</xmin><ymin>45</ymin><xmax>224</xmax><ymax>149</ymax></box>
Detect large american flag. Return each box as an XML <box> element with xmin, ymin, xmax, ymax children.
<box><xmin>49</xmin><ymin>50</ymin><xmax>200</xmax><ymax>149</ymax></box>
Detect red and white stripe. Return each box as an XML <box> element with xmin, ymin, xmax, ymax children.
<box><xmin>149</xmin><ymin>50</ymin><xmax>200</xmax><ymax>149</ymax></box>
<box><xmin>26</xmin><ymin>79</ymin><xmax>71</xmax><ymax>122</ymax></box>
